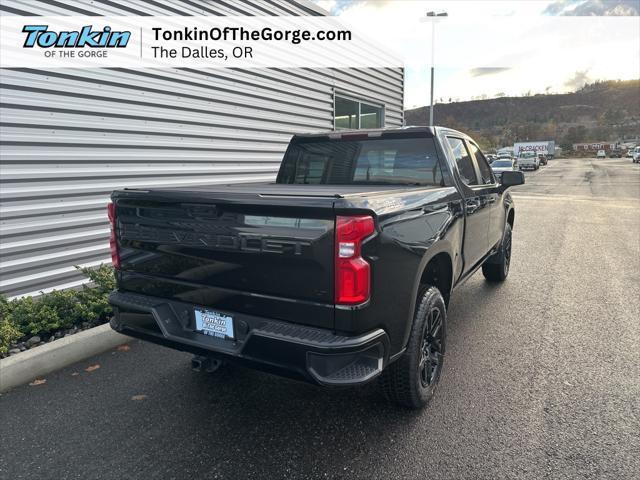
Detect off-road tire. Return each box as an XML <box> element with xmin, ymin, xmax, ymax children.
<box><xmin>482</xmin><ymin>222</ymin><xmax>512</xmax><ymax>282</ymax></box>
<box><xmin>379</xmin><ymin>286</ymin><xmax>446</xmax><ymax>409</ymax></box>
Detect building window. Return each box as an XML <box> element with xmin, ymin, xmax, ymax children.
<box><xmin>335</xmin><ymin>96</ymin><xmax>359</xmax><ymax>129</ymax></box>
<box><xmin>334</xmin><ymin>94</ymin><xmax>383</xmax><ymax>130</ymax></box>
<box><xmin>360</xmin><ymin>102</ymin><xmax>383</xmax><ymax>128</ymax></box>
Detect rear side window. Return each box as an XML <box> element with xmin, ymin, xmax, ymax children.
<box><xmin>468</xmin><ymin>141</ymin><xmax>495</xmax><ymax>184</ymax></box>
<box><xmin>492</xmin><ymin>160</ymin><xmax>512</xmax><ymax>168</ymax></box>
<box><xmin>447</xmin><ymin>137</ymin><xmax>478</xmax><ymax>186</ymax></box>
<box><xmin>278</xmin><ymin>137</ymin><xmax>445</xmax><ymax>186</ymax></box>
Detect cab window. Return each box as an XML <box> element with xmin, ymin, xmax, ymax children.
<box><xmin>447</xmin><ymin>137</ymin><xmax>478</xmax><ymax>186</ymax></box>
<box><xmin>468</xmin><ymin>141</ymin><xmax>495</xmax><ymax>185</ymax></box>
<box><xmin>278</xmin><ymin>136</ymin><xmax>444</xmax><ymax>186</ymax></box>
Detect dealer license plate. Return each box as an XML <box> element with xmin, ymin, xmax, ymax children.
<box><xmin>194</xmin><ymin>308</ymin><xmax>234</xmax><ymax>340</ymax></box>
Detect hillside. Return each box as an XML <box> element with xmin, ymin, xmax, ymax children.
<box><xmin>404</xmin><ymin>80</ymin><xmax>640</xmax><ymax>150</ymax></box>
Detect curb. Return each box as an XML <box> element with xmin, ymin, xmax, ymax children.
<box><xmin>0</xmin><ymin>323</ymin><xmax>131</xmax><ymax>393</ymax></box>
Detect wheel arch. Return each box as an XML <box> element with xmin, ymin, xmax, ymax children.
<box><xmin>507</xmin><ymin>208</ymin><xmax>515</xmax><ymax>228</ymax></box>
<box><xmin>397</xmin><ymin>243</ymin><xmax>454</xmax><ymax>357</ymax></box>
<box><xmin>418</xmin><ymin>252</ymin><xmax>453</xmax><ymax>307</ymax></box>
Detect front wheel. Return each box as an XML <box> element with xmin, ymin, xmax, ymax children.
<box><xmin>482</xmin><ymin>222</ymin><xmax>512</xmax><ymax>282</ymax></box>
<box><xmin>379</xmin><ymin>286</ymin><xmax>446</xmax><ymax>409</ymax></box>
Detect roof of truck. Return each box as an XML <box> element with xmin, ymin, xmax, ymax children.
<box><xmin>293</xmin><ymin>126</ymin><xmax>437</xmax><ymax>139</ymax></box>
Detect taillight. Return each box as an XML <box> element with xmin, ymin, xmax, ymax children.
<box><xmin>335</xmin><ymin>215</ymin><xmax>375</xmax><ymax>305</ymax></box>
<box><xmin>107</xmin><ymin>202</ymin><xmax>120</xmax><ymax>269</ymax></box>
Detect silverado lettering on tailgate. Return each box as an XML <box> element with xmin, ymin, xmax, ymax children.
<box><xmin>120</xmin><ymin>223</ymin><xmax>312</xmax><ymax>255</ymax></box>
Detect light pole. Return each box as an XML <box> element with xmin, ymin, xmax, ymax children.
<box><xmin>423</xmin><ymin>11</ymin><xmax>448</xmax><ymax>126</ymax></box>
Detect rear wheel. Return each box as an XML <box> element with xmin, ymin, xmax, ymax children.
<box><xmin>482</xmin><ymin>222</ymin><xmax>512</xmax><ymax>282</ymax></box>
<box><xmin>379</xmin><ymin>286</ymin><xmax>446</xmax><ymax>409</ymax></box>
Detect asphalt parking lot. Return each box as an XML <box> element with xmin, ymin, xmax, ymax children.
<box><xmin>1</xmin><ymin>157</ymin><xmax>638</xmax><ymax>480</ymax></box>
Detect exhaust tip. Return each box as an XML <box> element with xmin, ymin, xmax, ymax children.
<box><xmin>191</xmin><ymin>355</ymin><xmax>224</xmax><ymax>373</ymax></box>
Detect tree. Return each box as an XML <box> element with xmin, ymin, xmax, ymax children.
<box><xmin>602</xmin><ymin>108</ymin><xmax>623</xmax><ymax>125</ymax></box>
<box><xmin>442</xmin><ymin>115</ymin><xmax>465</xmax><ymax>131</ymax></box>
<box><xmin>560</xmin><ymin>125</ymin><xmax>588</xmax><ymax>150</ymax></box>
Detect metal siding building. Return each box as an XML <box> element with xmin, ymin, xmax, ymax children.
<box><xmin>0</xmin><ymin>0</ymin><xmax>404</xmax><ymax>297</ymax></box>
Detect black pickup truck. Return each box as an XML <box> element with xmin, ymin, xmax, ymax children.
<box><xmin>108</xmin><ymin>126</ymin><xmax>524</xmax><ymax>408</ymax></box>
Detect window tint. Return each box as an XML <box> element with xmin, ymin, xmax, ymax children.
<box><xmin>447</xmin><ymin>137</ymin><xmax>478</xmax><ymax>185</ymax></box>
<box><xmin>492</xmin><ymin>160</ymin><xmax>513</xmax><ymax>167</ymax></box>
<box><xmin>288</xmin><ymin>151</ymin><xmax>331</xmax><ymax>184</ymax></box>
<box><xmin>278</xmin><ymin>137</ymin><xmax>444</xmax><ymax>186</ymax></box>
<box><xmin>468</xmin><ymin>142</ymin><xmax>495</xmax><ymax>184</ymax></box>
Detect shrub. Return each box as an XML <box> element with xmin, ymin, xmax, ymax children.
<box><xmin>8</xmin><ymin>296</ymin><xmax>63</xmax><ymax>337</ymax></box>
<box><xmin>0</xmin><ymin>265</ymin><xmax>115</xmax><ymax>354</ymax></box>
<box><xmin>74</xmin><ymin>265</ymin><xmax>115</xmax><ymax>324</ymax></box>
<box><xmin>79</xmin><ymin>265</ymin><xmax>116</xmax><ymax>292</ymax></box>
<box><xmin>0</xmin><ymin>295</ymin><xmax>9</xmax><ymax>320</ymax></box>
<box><xmin>0</xmin><ymin>319</ymin><xmax>22</xmax><ymax>354</ymax></box>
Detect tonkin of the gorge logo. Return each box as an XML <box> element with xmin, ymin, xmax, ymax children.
<box><xmin>22</xmin><ymin>24</ymin><xmax>131</xmax><ymax>52</ymax></box>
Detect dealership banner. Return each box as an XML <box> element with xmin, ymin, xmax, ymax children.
<box><xmin>0</xmin><ymin>16</ymin><xmax>402</xmax><ymax>68</ymax></box>
<box><xmin>2</xmin><ymin>16</ymin><xmax>638</xmax><ymax>70</ymax></box>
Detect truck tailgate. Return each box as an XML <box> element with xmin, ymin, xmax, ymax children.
<box><xmin>113</xmin><ymin>191</ymin><xmax>337</xmax><ymax>328</ymax></box>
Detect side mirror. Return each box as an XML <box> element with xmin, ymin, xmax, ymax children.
<box><xmin>500</xmin><ymin>170</ymin><xmax>525</xmax><ymax>190</ymax></box>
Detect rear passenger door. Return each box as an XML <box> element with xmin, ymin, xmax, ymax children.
<box><xmin>467</xmin><ymin>140</ymin><xmax>504</xmax><ymax>250</ymax></box>
<box><xmin>446</xmin><ymin>137</ymin><xmax>490</xmax><ymax>270</ymax></box>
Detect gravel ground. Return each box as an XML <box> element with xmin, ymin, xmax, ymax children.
<box><xmin>1</xmin><ymin>157</ymin><xmax>638</xmax><ymax>480</ymax></box>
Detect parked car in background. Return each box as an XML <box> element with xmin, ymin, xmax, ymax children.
<box><xmin>609</xmin><ymin>149</ymin><xmax>623</xmax><ymax>158</ymax></box>
<box><xmin>486</xmin><ymin>154</ymin><xmax>498</xmax><ymax>164</ymax></box>
<box><xmin>491</xmin><ymin>158</ymin><xmax>519</xmax><ymax>178</ymax></box>
<box><xmin>632</xmin><ymin>146</ymin><xmax>640</xmax><ymax>163</ymax></box>
<box><xmin>107</xmin><ymin>126</ymin><xmax>525</xmax><ymax>409</ymax></box>
<box><xmin>537</xmin><ymin>153</ymin><xmax>548</xmax><ymax>166</ymax></box>
<box><xmin>497</xmin><ymin>152</ymin><xmax>514</xmax><ymax>163</ymax></box>
<box><xmin>518</xmin><ymin>151</ymin><xmax>539</xmax><ymax>170</ymax></box>
<box><xmin>596</xmin><ymin>150</ymin><xmax>606</xmax><ymax>159</ymax></box>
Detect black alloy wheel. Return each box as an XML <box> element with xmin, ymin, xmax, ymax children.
<box><xmin>379</xmin><ymin>286</ymin><xmax>447</xmax><ymax>408</ymax></box>
<box><xmin>419</xmin><ymin>306</ymin><xmax>444</xmax><ymax>388</ymax></box>
<box><xmin>482</xmin><ymin>222</ymin><xmax>512</xmax><ymax>282</ymax></box>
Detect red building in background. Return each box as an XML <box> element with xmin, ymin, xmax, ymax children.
<box><xmin>572</xmin><ymin>142</ymin><xmax>618</xmax><ymax>151</ymax></box>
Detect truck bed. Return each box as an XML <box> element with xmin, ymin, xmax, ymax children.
<box><xmin>116</xmin><ymin>182</ymin><xmax>425</xmax><ymax>200</ymax></box>
<box><xmin>110</xmin><ymin>181</ymin><xmax>453</xmax><ymax>330</ymax></box>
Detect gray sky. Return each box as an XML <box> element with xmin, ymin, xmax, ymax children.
<box><xmin>313</xmin><ymin>0</ymin><xmax>640</xmax><ymax>108</ymax></box>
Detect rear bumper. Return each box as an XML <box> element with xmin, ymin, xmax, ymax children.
<box><xmin>108</xmin><ymin>290</ymin><xmax>389</xmax><ymax>386</ymax></box>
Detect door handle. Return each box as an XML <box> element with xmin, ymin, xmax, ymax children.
<box><xmin>466</xmin><ymin>199</ymin><xmax>480</xmax><ymax>214</ymax></box>
<box><xmin>486</xmin><ymin>196</ymin><xmax>496</xmax><ymax>204</ymax></box>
